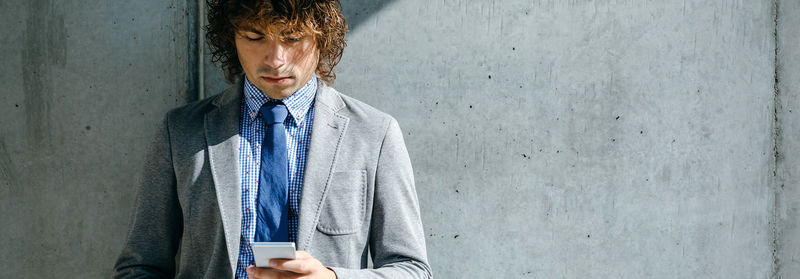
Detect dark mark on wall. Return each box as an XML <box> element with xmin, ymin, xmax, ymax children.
<box><xmin>453</xmin><ymin>235</ymin><xmax>459</xmax><ymax>239</ymax></box>
<box><xmin>85</xmin><ymin>126</ymin><xmax>91</xmax><ymax>131</ymax></box>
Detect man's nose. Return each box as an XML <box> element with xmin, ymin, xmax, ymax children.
<box><xmin>263</xmin><ymin>41</ymin><xmax>286</xmax><ymax>70</ymax></box>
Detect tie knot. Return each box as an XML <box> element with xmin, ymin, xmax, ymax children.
<box><xmin>260</xmin><ymin>102</ymin><xmax>289</xmax><ymax>124</ymax></box>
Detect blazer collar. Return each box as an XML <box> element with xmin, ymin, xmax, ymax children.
<box><xmin>206</xmin><ymin>79</ymin><xmax>244</xmax><ymax>275</ymax></box>
<box><xmin>313</xmin><ymin>79</ymin><xmax>345</xmax><ymax>112</ymax></box>
<box><xmin>296</xmin><ymin>79</ymin><xmax>349</xmax><ymax>251</ymax></box>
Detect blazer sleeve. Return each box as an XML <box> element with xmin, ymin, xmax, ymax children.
<box><xmin>329</xmin><ymin>117</ymin><xmax>433</xmax><ymax>279</ymax></box>
<box><xmin>113</xmin><ymin>114</ymin><xmax>183</xmax><ymax>278</ymax></box>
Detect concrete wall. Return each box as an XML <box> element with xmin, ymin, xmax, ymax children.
<box><xmin>0</xmin><ymin>0</ymin><xmax>192</xmax><ymax>277</ymax></box>
<box><xmin>0</xmin><ymin>0</ymin><xmax>794</xmax><ymax>278</ymax></box>
<box><xmin>778</xmin><ymin>0</ymin><xmax>799</xmax><ymax>278</ymax></box>
<box><xmin>332</xmin><ymin>0</ymin><xmax>778</xmax><ymax>278</ymax></box>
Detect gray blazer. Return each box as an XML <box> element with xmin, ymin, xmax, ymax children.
<box><xmin>114</xmin><ymin>79</ymin><xmax>432</xmax><ymax>278</ymax></box>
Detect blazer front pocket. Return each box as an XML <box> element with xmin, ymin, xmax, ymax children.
<box><xmin>316</xmin><ymin>170</ymin><xmax>367</xmax><ymax>235</ymax></box>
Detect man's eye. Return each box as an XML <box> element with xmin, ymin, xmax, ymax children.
<box><xmin>246</xmin><ymin>36</ymin><xmax>263</xmax><ymax>41</ymax></box>
<box><xmin>284</xmin><ymin>37</ymin><xmax>301</xmax><ymax>42</ymax></box>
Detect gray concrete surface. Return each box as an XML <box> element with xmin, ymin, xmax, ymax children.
<box><xmin>777</xmin><ymin>0</ymin><xmax>799</xmax><ymax>278</ymax></box>
<box><xmin>332</xmin><ymin>0</ymin><xmax>777</xmax><ymax>278</ymax></box>
<box><xmin>0</xmin><ymin>0</ymin><xmax>795</xmax><ymax>278</ymax></box>
<box><xmin>0</xmin><ymin>0</ymin><xmax>192</xmax><ymax>277</ymax></box>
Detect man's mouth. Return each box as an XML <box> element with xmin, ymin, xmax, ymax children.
<box><xmin>261</xmin><ymin>76</ymin><xmax>292</xmax><ymax>84</ymax></box>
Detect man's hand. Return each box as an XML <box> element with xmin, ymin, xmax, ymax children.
<box><xmin>246</xmin><ymin>251</ymin><xmax>337</xmax><ymax>279</ymax></box>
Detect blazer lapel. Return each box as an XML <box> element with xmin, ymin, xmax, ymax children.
<box><xmin>204</xmin><ymin>81</ymin><xmax>243</xmax><ymax>275</ymax></box>
<box><xmin>296</xmin><ymin>81</ymin><xmax>349</xmax><ymax>251</ymax></box>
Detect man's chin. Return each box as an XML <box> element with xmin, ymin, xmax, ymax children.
<box><xmin>259</xmin><ymin>84</ymin><xmax>297</xmax><ymax>100</ymax></box>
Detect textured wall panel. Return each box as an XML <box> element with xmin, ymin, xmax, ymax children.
<box><xmin>332</xmin><ymin>0</ymin><xmax>776</xmax><ymax>278</ymax></box>
<box><xmin>778</xmin><ymin>0</ymin><xmax>800</xmax><ymax>278</ymax></box>
<box><xmin>0</xmin><ymin>0</ymin><xmax>192</xmax><ymax>277</ymax></box>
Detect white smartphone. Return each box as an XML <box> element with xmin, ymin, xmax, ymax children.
<box><xmin>251</xmin><ymin>242</ymin><xmax>297</xmax><ymax>267</ymax></box>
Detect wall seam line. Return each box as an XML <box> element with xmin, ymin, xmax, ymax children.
<box><xmin>185</xmin><ymin>0</ymin><xmax>199</xmax><ymax>103</ymax></box>
<box><xmin>197</xmin><ymin>0</ymin><xmax>205</xmax><ymax>100</ymax></box>
<box><xmin>771</xmin><ymin>0</ymin><xmax>782</xmax><ymax>278</ymax></box>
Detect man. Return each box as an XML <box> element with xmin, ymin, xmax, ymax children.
<box><xmin>113</xmin><ymin>0</ymin><xmax>431</xmax><ymax>278</ymax></box>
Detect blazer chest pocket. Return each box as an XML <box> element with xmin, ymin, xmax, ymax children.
<box><xmin>317</xmin><ymin>170</ymin><xmax>367</xmax><ymax>235</ymax></box>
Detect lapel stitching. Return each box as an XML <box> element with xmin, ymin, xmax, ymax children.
<box><xmin>204</xmin><ymin>82</ymin><xmax>244</xmax><ymax>275</ymax></box>
<box><xmin>297</xmin><ymin>85</ymin><xmax>350</xmax><ymax>251</ymax></box>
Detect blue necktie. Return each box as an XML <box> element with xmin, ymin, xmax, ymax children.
<box><xmin>254</xmin><ymin>102</ymin><xmax>289</xmax><ymax>242</ymax></box>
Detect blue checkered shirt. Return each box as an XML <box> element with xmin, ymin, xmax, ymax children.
<box><xmin>235</xmin><ymin>75</ymin><xmax>317</xmax><ymax>278</ymax></box>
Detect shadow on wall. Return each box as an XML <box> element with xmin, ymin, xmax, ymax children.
<box><xmin>340</xmin><ymin>0</ymin><xmax>396</xmax><ymax>31</ymax></box>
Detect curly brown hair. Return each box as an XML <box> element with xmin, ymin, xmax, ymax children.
<box><xmin>206</xmin><ymin>0</ymin><xmax>347</xmax><ymax>84</ymax></box>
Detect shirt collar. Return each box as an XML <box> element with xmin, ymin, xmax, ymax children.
<box><xmin>243</xmin><ymin>74</ymin><xmax>317</xmax><ymax>124</ymax></box>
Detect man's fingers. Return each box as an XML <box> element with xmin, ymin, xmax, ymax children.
<box><xmin>295</xmin><ymin>251</ymin><xmax>312</xmax><ymax>259</ymax></box>
<box><xmin>246</xmin><ymin>265</ymin><xmax>269</xmax><ymax>278</ymax></box>
<box><xmin>270</xmin><ymin>258</ymin><xmax>312</xmax><ymax>274</ymax></box>
<box><xmin>269</xmin><ymin>251</ymin><xmax>317</xmax><ymax>274</ymax></box>
<box><xmin>247</xmin><ymin>265</ymin><xmax>288</xmax><ymax>279</ymax></box>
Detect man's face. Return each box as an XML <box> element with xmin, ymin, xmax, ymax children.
<box><xmin>235</xmin><ymin>26</ymin><xmax>319</xmax><ymax>99</ymax></box>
